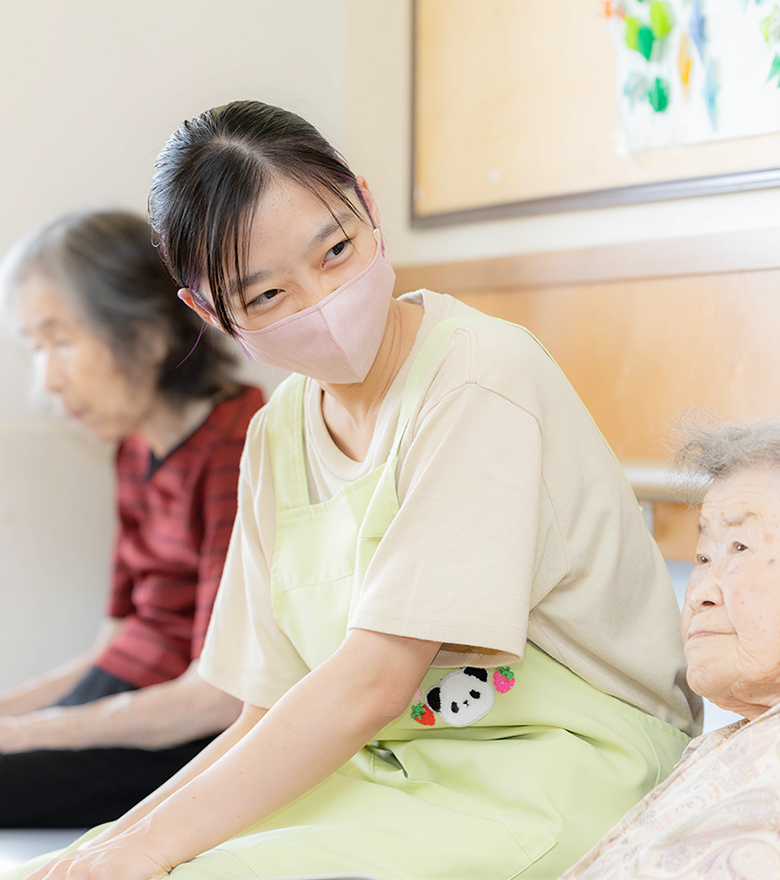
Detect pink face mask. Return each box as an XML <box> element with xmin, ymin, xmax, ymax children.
<box><xmin>188</xmin><ymin>228</ymin><xmax>396</xmax><ymax>385</ymax></box>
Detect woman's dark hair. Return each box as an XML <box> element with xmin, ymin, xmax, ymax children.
<box><xmin>149</xmin><ymin>100</ymin><xmax>365</xmax><ymax>335</ymax></box>
<box><xmin>3</xmin><ymin>210</ymin><xmax>235</xmax><ymax>404</ymax></box>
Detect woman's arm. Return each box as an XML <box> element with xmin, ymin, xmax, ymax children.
<box><xmin>0</xmin><ymin>660</ymin><xmax>241</xmax><ymax>752</ymax></box>
<box><xmin>84</xmin><ymin>701</ymin><xmax>267</xmax><ymax>846</ymax></box>
<box><xmin>27</xmin><ymin>629</ymin><xmax>440</xmax><ymax>880</ymax></box>
<box><xmin>0</xmin><ymin>618</ymin><xmax>123</xmax><ymax>716</ymax></box>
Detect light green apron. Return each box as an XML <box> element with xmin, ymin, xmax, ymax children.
<box><xmin>0</xmin><ymin>317</ymin><xmax>690</xmax><ymax>880</ymax></box>
<box><xmin>212</xmin><ymin>315</ymin><xmax>688</xmax><ymax>879</ymax></box>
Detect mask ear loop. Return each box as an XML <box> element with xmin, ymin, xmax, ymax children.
<box><xmin>175</xmin><ymin>319</ymin><xmax>208</xmax><ymax>369</ymax></box>
<box><xmin>180</xmin><ymin>288</ymin><xmax>255</xmax><ymax>360</ymax></box>
<box><xmin>233</xmin><ymin>334</ymin><xmax>253</xmax><ymax>359</ymax></box>
<box><xmin>354</xmin><ymin>182</ymin><xmax>385</xmax><ymax>256</ymax></box>
<box><xmin>184</xmin><ymin>286</ymin><xmax>215</xmax><ymax>315</ymax></box>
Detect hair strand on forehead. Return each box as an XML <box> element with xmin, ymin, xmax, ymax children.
<box><xmin>149</xmin><ymin>100</ymin><xmax>365</xmax><ymax>336</ymax></box>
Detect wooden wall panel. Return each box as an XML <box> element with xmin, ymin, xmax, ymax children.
<box><xmin>455</xmin><ymin>270</ymin><xmax>780</xmax><ymax>461</ymax></box>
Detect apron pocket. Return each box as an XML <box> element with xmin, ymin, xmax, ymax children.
<box><xmin>360</xmin><ymin>743</ymin><xmax>558</xmax><ymax>878</ymax></box>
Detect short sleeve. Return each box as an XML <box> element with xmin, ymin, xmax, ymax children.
<box><xmin>351</xmin><ymin>382</ymin><xmax>565</xmax><ymax>664</ymax></box>
<box><xmin>190</xmin><ymin>445</ymin><xmax>247</xmax><ymax>658</ymax></box>
<box><xmin>199</xmin><ymin>433</ymin><xmax>312</xmax><ymax>707</ymax></box>
<box><xmin>108</xmin><ymin>443</ymin><xmax>137</xmax><ymax>620</ymax></box>
<box><xmin>107</xmin><ymin>523</ymin><xmax>135</xmax><ymax>619</ymax></box>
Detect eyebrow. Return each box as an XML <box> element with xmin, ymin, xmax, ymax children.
<box><xmin>698</xmin><ymin>510</ymin><xmax>757</xmax><ymax>533</ymax></box>
<box><xmin>227</xmin><ymin>211</ymin><xmax>357</xmax><ymax>299</ymax></box>
<box><xmin>22</xmin><ymin>317</ymin><xmax>58</xmax><ymax>337</ymax></box>
<box><xmin>723</xmin><ymin>511</ymin><xmax>756</xmax><ymax>527</ymax></box>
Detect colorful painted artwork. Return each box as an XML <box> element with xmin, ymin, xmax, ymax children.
<box><xmin>606</xmin><ymin>0</ymin><xmax>780</xmax><ymax>152</ymax></box>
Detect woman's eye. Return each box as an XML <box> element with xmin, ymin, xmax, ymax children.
<box><xmin>695</xmin><ymin>554</ymin><xmax>710</xmax><ymax>565</ymax></box>
<box><xmin>247</xmin><ymin>289</ymin><xmax>280</xmax><ymax>309</ymax></box>
<box><xmin>325</xmin><ymin>239</ymin><xmax>350</xmax><ymax>261</ymax></box>
<box><xmin>734</xmin><ymin>542</ymin><xmax>748</xmax><ymax>553</ymax></box>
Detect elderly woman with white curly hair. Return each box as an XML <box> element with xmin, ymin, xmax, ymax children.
<box><xmin>560</xmin><ymin>418</ymin><xmax>780</xmax><ymax>879</ymax></box>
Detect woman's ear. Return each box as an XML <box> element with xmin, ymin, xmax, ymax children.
<box><xmin>178</xmin><ymin>288</ymin><xmax>220</xmax><ymax>328</ymax></box>
<box><xmin>355</xmin><ymin>175</ymin><xmax>382</xmax><ymax>228</ymax></box>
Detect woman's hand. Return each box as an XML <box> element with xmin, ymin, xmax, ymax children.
<box><xmin>0</xmin><ymin>662</ymin><xmax>242</xmax><ymax>754</ymax></box>
<box><xmin>20</xmin><ymin>632</ymin><xmax>440</xmax><ymax>880</ymax></box>
<box><xmin>24</xmin><ymin>829</ymin><xmax>172</xmax><ymax>880</ymax></box>
<box><xmin>0</xmin><ymin>716</ymin><xmax>35</xmax><ymax>753</ymax></box>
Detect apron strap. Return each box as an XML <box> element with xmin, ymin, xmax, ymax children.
<box><xmin>390</xmin><ymin>315</ymin><xmax>495</xmax><ymax>453</ymax></box>
<box><xmin>266</xmin><ymin>313</ymin><xmax>557</xmax><ymax>512</ymax></box>
<box><xmin>265</xmin><ymin>373</ymin><xmax>311</xmax><ymax>512</ymax></box>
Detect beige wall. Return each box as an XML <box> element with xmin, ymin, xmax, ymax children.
<box><xmin>0</xmin><ymin>0</ymin><xmax>344</xmax><ymax>691</ymax></box>
<box><xmin>2</xmin><ymin>0</ymin><xmax>344</xmax><ymax>423</ymax></box>
<box><xmin>344</xmin><ymin>0</ymin><xmax>780</xmax><ymax>269</ymax></box>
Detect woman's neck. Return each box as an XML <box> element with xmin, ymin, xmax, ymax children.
<box><xmin>138</xmin><ymin>389</ymin><xmax>228</xmax><ymax>458</ymax></box>
<box><xmin>320</xmin><ymin>299</ymin><xmax>424</xmax><ymax>462</ymax></box>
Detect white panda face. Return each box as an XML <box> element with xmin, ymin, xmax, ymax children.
<box><xmin>425</xmin><ymin>667</ymin><xmax>495</xmax><ymax>727</ymax></box>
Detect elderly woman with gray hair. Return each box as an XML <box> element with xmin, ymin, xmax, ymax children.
<box><xmin>0</xmin><ymin>210</ymin><xmax>265</xmax><ymax>827</ymax></box>
<box><xmin>560</xmin><ymin>419</ymin><xmax>780</xmax><ymax>879</ymax></box>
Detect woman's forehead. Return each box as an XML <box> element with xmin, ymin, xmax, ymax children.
<box><xmin>700</xmin><ymin>467</ymin><xmax>780</xmax><ymax>533</ymax></box>
<box><xmin>252</xmin><ymin>177</ymin><xmax>363</xmax><ymax>235</ymax></box>
<box><xmin>17</xmin><ymin>273</ymin><xmax>77</xmax><ymax>333</ymax></box>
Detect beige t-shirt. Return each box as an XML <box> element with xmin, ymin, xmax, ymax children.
<box><xmin>200</xmin><ymin>291</ymin><xmax>700</xmax><ymax>736</ymax></box>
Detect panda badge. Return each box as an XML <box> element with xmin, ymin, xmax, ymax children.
<box><xmin>410</xmin><ymin>665</ymin><xmax>516</xmax><ymax>728</ymax></box>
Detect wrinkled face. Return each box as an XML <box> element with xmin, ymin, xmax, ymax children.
<box><xmin>18</xmin><ymin>273</ymin><xmax>161</xmax><ymax>443</ymax></box>
<box><xmin>682</xmin><ymin>466</ymin><xmax>780</xmax><ymax>720</ymax></box>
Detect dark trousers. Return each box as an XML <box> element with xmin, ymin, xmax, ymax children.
<box><xmin>0</xmin><ymin>667</ymin><xmax>215</xmax><ymax>828</ymax></box>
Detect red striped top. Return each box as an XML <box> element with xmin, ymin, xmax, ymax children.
<box><xmin>94</xmin><ymin>385</ymin><xmax>265</xmax><ymax>689</ymax></box>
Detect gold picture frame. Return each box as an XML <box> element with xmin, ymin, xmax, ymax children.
<box><xmin>412</xmin><ymin>0</ymin><xmax>780</xmax><ymax>227</ymax></box>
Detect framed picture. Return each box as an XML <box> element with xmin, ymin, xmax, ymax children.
<box><xmin>412</xmin><ymin>0</ymin><xmax>780</xmax><ymax>227</ymax></box>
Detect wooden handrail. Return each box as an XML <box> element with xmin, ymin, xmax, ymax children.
<box><xmin>621</xmin><ymin>459</ymin><xmax>709</xmax><ymax>505</ymax></box>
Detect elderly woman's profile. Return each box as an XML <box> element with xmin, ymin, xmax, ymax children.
<box><xmin>561</xmin><ymin>417</ymin><xmax>780</xmax><ymax>879</ymax></box>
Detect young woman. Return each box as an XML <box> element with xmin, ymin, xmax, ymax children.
<box><xmin>0</xmin><ymin>210</ymin><xmax>264</xmax><ymax>827</ymax></box>
<box><xmin>12</xmin><ymin>104</ymin><xmax>700</xmax><ymax>880</ymax></box>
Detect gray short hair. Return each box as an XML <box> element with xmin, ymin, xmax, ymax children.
<box><xmin>1</xmin><ymin>210</ymin><xmax>236</xmax><ymax>404</ymax></box>
<box><xmin>674</xmin><ymin>413</ymin><xmax>780</xmax><ymax>485</ymax></box>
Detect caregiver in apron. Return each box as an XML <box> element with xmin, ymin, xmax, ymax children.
<box><xmin>15</xmin><ymin>101</ymin><xmax>701</xmax><ymax>880</ymax></box>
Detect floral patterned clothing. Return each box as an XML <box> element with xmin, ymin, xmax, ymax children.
<box><xmin>560</xmin><ymin>703</ymin><xmax>780</xmax><ymax>879</ymax></box>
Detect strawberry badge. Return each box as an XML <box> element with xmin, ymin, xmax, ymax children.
<box><xmin>411</xmin><ymin>701</ymin><xmax>436</xmax><ymax>726</ymax></box>
<box><xmin>493</xmin><ymin>666</ymin><xmax>516</xmax><ymax>694</ymax></box>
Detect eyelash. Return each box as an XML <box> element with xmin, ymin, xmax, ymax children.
<box><xmin>697</xmin><ymin>542</ymin><xmax>748</xmax><ymax>565</ymax></box>
<box><xmin>326</xmin><ymin>238</ymin><xmax>351</xmax><ymax>260</ymax></box>
<box><xmin>31</xmin><ymin>339</ymin><xmax>70</xmax><ymax>352</ymax></box>
<box><xmin>246</xmin><ymin>290</ymin><xmax>280</xmax><ymax>310</ymax></box>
